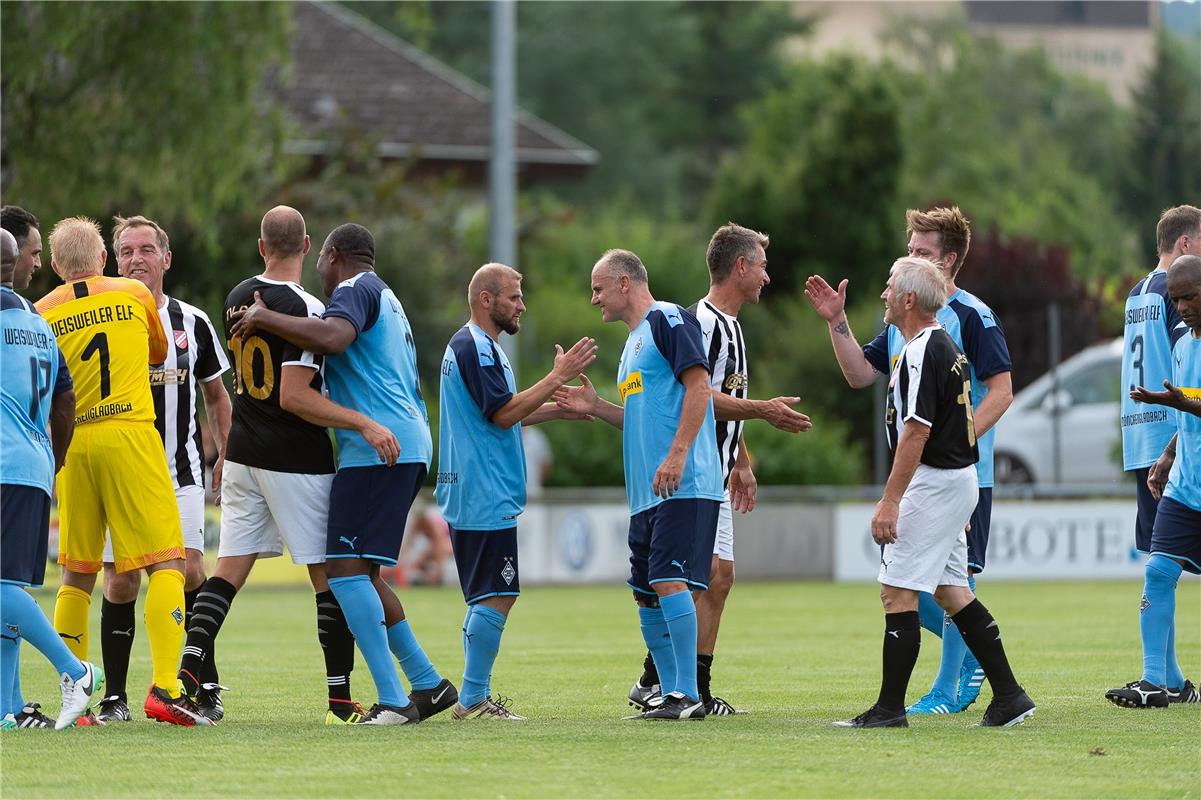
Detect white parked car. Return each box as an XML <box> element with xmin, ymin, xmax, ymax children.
<box><xmin>992</xmin><ymin>338</ymin><xmax>1125</xmax><ymax>485</ymax></box>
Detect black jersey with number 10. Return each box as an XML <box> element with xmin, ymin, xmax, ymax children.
<box><xmin>222</xmin><ymin>276</ymin><xmax>335</xmax><ymax>475</ymax></box>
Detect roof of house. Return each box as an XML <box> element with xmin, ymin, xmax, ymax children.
<box><xmin>274</xmin><ymin>1</ymin><xmax>597</xmax><ymax>176</ymax></box>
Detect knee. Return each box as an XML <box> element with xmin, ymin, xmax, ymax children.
<box><xmin>104</xmin><ymin>569</ymin><xmax>141</xmax><ymax>604</ymax></box>
<box><xmin>879</xmin><ymin>586</ymin><xmax>917</xmax><ymax>614</ymax></box>
<box><xmin>634</xmin><ymin>590</ymin><xmax>660</xmax><ymax>609</ymax></box>
<box><xmin>184</xmin><ymin>552</ymin><xmax>206</xmax><ymax>592</ymax></box>
<box><xmin>708</xmin><ymin>563</ymin><xmax>734</xmax><ymax>599</ymax></box>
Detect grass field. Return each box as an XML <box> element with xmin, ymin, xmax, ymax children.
<box><xmin>2</xmin><ymin>579</ymin><xmax>1198</xmax><ymax>799</ymax></box>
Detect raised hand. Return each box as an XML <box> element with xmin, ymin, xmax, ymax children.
<box><xmin>552</xmin><ymin>337</ymin><xmax>598</xmax><ymax>384</ymax></box>
<box><xmin>803</xmin><ymin>275</ymin><xmax>849</xmax><ymax>322</ymax></box>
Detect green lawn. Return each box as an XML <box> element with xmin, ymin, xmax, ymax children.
<box><xmin>2</xmin><ymin>580</ymin><xmax>1198</xmax><ymax>799</ymax></box>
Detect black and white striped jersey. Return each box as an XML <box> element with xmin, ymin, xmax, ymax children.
<box><xmin>885</xmin><ymin>325</ymin><xmax>979</xmax><ymax>470</ymax></box>
<box><xmin>151</xmin><ymin>296</ymin><xmax>230</xmax><ymax>488</ymax></box>
<box><xmin>691</xmin><ymin>298</ymin><xmax>748</xmax><ymax>486</ymax></box>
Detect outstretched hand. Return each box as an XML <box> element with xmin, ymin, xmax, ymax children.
<box><xmin>803</xmin><ymin>275</ymin><xmax>849</xmax><ymax>322</ymax></box>
<box><xmin>229</xmin><ymin>291</ymin><xmax>269</xmax><ymax>338</ymax></box>
<box><xmin>763</xmin><ymin>396</ymin><xmax>812</xmax><ymax>433</ymax></box>
<box><xmin>554</xmin><ymin>373</ymin><xmax>599</xmax><ymax>417</ymax></box>
<box><xmin>1131</xmin><ymin>380</ymin><xmax>1193</xmax><ymax>412</ymax></box>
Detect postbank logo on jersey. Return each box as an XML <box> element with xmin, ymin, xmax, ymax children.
<box><xmin>619</xmin><ymin>371</ymin><xmax>643</xmax><ymax>402</ymax></box>
<box><xmin>1182</xmin><ymin>386</ymin><xmax>1201</xmax><ymax>401</ymax></box>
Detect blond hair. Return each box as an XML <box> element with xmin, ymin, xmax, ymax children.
<box><xmin>49</xmin><ymin>217</ymin><xmax>106</xmax><ymax>279</ymax></box>
<box><xmin>112</xmin><ymin>214</ymin><xmax>169</xmax><ymax>256</ymax></box>
<box><xmin>906</xmin><ymin>206</ymin><xmax>972</xmax><ymax>278</ymax></box>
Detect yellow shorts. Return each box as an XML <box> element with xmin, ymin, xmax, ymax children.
<box><xmin>57</xmin><ymin>423</ymin><xmax>184</xmax><ymax>573</ymax></box>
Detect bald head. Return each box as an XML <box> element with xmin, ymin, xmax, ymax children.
<box><xmin>1</xmin><ymin>228</ymin><xmax>18</xmax><ymax>285</ymax></box>
<box><xmin>1168</xmin><ymin>254</ymin><xmax>1201</xmax><ymax>286</ymax></box>
<box><xmin>260</xmin><ymin>205</ymin><xmax>307</xmax><ymax>258</ymax></box>
<box><xmin>468</xmin><ymin>263</ymin><xmax>521</xmax><ymax>311</ymax></box>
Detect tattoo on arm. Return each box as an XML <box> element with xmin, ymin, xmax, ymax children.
<box><xmin>833</xmin><ymin>321</ymin><xmax>850</xmax><ymax>337</ymax></box>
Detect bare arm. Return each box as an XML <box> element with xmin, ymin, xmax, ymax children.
<box><xmin>711</xmin><ymin>391</ymin><xmax>812</xmax><ymax>432</ymax></box>
<box><xmin>972</xmin><ymin>371</ymin><xmax>1013</xmax><ymax>437</ymax></box>
<box><xmin>523</xmin><ymin>402</ymin><xmax>594</xmax><ymax>425</ymax></box>
<box><xmin>803</xmin><ymin>275</ymin><xmax>880</xmax><ymax>389</ymax></box>
<box><xmin>871</xmin><ymin>419</ymin><xmax>931</xmax><ymax>545</ymax></box>
<box><xmin>1132</xmin><ymin>381</ymin><xmax>1201</xmax><ymax>419</ymax></box>
<box><xmin>200</xmin><ymin>375</ymin><xmax>233</xmax><ymax>502</ymax></box>
<box><xmin>490</xmin><ymin>338</ymin><xmax>597</xmax><ymax>429</ymax></box>
<box><xmin>554</xmin><ymin>374</ymin><xmax>624</xmax><ymax>429</ymax></box>
<box><xmin>652</xmin><ymin>365</ymin><xmax>711</xmax><ymax>499</ymax></box>
<box><xmin>230</xmin><ymin>291</ymin><xmax>356</xmax><ymax>355</ymax></box>
<box><xmin>49</xmin><ymin>389</ymin><xmax>76</xmax><ymax>473</ymax></box>
<box><xmin>278</xmin><ymin>365</ymin><xmax>399</xmax><ymax>466</ymax></box>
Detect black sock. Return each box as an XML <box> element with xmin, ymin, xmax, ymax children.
<box><xmin>183</xmin><ymin>587</ymin><xmax>219</xmax><ymax>686</ymax></box>
<box><xmin>316</xmin><ymin>590</ymin><xmax>355</xmax><ymax>707</ymax></box>
<box><xmin>952</xmin><ymin>599</ymin><xmax>1020</xmax><ymax>698</ymax></box>
<box><xmin>100</xmin><ymin>598</ymin><xmax>137</xmax><ymax>701</ymax></box>
<box><xmin>180</xmin><ymin>577</ymin><xmax>237</xmax><ymax>695</ymax></box>
<box><xmin>697</xmin><ymin>653</ymin><xmax>714</xmax><ymax>704</ymax></box>
<box><xmin>877</xmin><ymin>611</ymin><xmax>921</xmax><ymax>713</ymax></box>
<box><xmin>640</xmin><ymin>650</ymin><xmax>659</xmax><ymax>687</ymax></box>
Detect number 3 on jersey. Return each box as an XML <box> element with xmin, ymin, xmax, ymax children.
<box><xmin>230</xmin><ymin>334</ymin><xmax>274</xmax><ymax>400</ymax></box>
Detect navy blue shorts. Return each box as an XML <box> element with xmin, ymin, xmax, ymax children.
<box><xmin>327</xmin><ymin>464</ymin><xmax>426</xmax><ymax>565</ymax></box>
<box><xmin>628</xmin><ymin>498</ymin><xmax>720</xmax><ymax>595</ymax></box>
<box><xmin>1150</xmin><ymin>496</ymin><xmax>1201</xmax><ymax>575</ymax></box>
<box><xmin>966</xmin><ymin>488</ymin><xmax>993</xmax><ymax>573</ymax></box>
<box><xmin>1134</xmin><ymin>467</ymin><xmax>1158</xmax><ymax>553</ymax></box>
<box><xmin>1</xmin><ymin>484</ymin><xmax>51</xmax><ymax>587</ymax></box>
<box><xmin>449</xmin><ymin>526</ymin><xmax>520</xmax><ymax>604</ymax></box>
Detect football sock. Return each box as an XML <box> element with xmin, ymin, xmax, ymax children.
<box><xmin>638</xmin><ymin>606</ymin><xmax>676</xmax><ymax>696</ymax></box>
<box><xmin>640</xmin><ymin>649</ymin><xmax>659</xmax><ymax>687</ymax></box>
<box><xmin>180</xmin><ymin>576</ymin><xmax>237</xmax><ymax>695</ymax></box>
<box><xmin>100</xmin><ymin>597</ymin><xmax>137</xmax><ymax>700</ymax></box>
<box><xmin>387</xmin><ymin>618</ymin><xmax>442</xmax><ymax>692</ymax></box>
<box><xmin>929</xmin><ymin>575</ymin><xmax>978</xmax><ymax>700</ymax></box>
<box><xmin>1166</xmin><ymin>619</ymin><xmax>1185</xmax><ymax>691</ymax></box>
<box><xmin>329</xmin><ymin>575</ymin><xmax>407</xmax><ymax>708</ymax></box>
<box><xmin>184</xmin><ymin>586</ymin><xmax>219</xmax><ymax>685</ymax></box>
<box><xmin>660</xmin><ymin>591</ymin><xmax>699</xmax><ymax>701</ymax></box>
<box><xmin>697</xmin><ymin>653</ymin><xmax>714</xmax><ymax>705</ymax></box>
<box><xmin>53</xmin><ymin>585</ymin><xmax>91</xmax><ymax>660</ymax></box>
<box><xmin>2</xmin><ymin>584</ymin><xmax>86</xmax><ymax>681</ymax></box>
<box><xmin>460</xmin><ymin>605</ymin><xmax>507</xmax><ymax>708</ymax></box>
<box><xmin>0</xmin><ymin>632</ymin><xmax>18</xmax><ymax>718</ymax></box>
<box><xmin>951</xmin><ymin>599</ymin><xmax>1020</xmax><ymax>698</ymax></box>
<box><xmin>145</xmin><ymin>568</ymin><xmax>187</xmax><ymax>698</ymax></box>
<box><xmin>1139</xmin><ymin>554</ymin><xmax>1181</xmax><ymax>687</ymax></box>
<box><xmin>877</xmin><ymin>611</ymin><xmax>921</xmax><ymax>713</ymax></box>
<box><xmin>461</xmin><ymin>605</ymin><xmax>474</xmax><ymax>660</ymax></box>
<box><xmin>917</xmin><ymin>591</ymin><xmax>944</xmax><ymax>637</ymax></box>
<box><xmin>315</xmin><ymin>590</ymin><xmax>354</xmax><ymax>705</ymax></box>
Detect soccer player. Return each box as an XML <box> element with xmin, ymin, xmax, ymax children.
<box><xmin>1</xmin><ymin>206</ymin><xmax>44</xmax><ymax>292</ymax></box>
<box><xmin>174</xmin><ymin>207</ymin><xmax>361</xmax><ymax>724</ymax></box>
<box><xmin>557</xmin><ymin>249</ymin><xmax>724</xmax><ymax>721</ymax></box>
<box><xmin>833</xmin><ymin>257</ymin><xmax>1033</xmax><ymax>729</ymax></box>
<box><xmin>231</xmin><ymin>222</ymin><xmax>454</xmax><ymax>726</ymax></box>
<box><xmin>35</xmin><ymin>217</ymin><xmax>203</xmax><ymax>726</ymax></box>
<box><xmin>1107</xmin><ymin>253</ymin><xmax>1201</xmax><ymax>708</ymax></box>
<box><xmin>436</xmin><ymin>263</ymin><xmax>596</xmax><ymax>720</ymax></box>
<box><xmin>626</xmin><ymin>224</ymin><xmax>811</xmax><ymax>716</ymax></box>
<box><xmin>804</xmin><ymin>206</ymin><xmax>1013</xmax><ymax>715</ymax></box>
<box><xmin>89</xmin><ymin>215</ymin><xmax>233</xmax><ymax>723</ymax></box>
<box><xmin>1</xmin><ymin>227</ymin><xmax>103</xmax><ymax>731</ymax></box>
<box><xmin>1107</xmin><ymin>205</ymin><xmax>1199</xmax><ymax>707</ymax></box>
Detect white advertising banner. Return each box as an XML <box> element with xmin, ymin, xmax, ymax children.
<box><xmin>833</xmin><ymin>500</ymin><xmax>1161</xmax><ymax>581</ymax></box>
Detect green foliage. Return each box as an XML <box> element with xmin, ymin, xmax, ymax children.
<box><xmin>0</xmin><ymin>1</ymin><xmax>290</xmax><ymax>254</ymax></box>
<box><xmin>745</xmin><ymin>415</ymin><xmax>866</xmax><ymax>486</ymax></box>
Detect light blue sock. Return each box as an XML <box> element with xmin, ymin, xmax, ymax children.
<box><xmin>917</xmin><ymin>591</ymin><xmax>944</xmax><ymax>637</ymax></box>
<box><xmin>461</xmin><ymin>605</ymin><xmax>506</xmax><ymax>708</ymax></box>
<box><xmin>386</xmin><ymin>619</ymin><xmax>442</xmax><ymax>691</ymax></box>
<box><xmin>1</xmin><ymin>584</ymin><xmax>85</xmax><ymax>681</ymax></box>
<box><xmin>1140</xmin><ymin>555</ymin><xmax>1182</xmax><ymax>686</ymax></box>
<box><xmin>1166</xmin><ymin>617</ymin><xmax>1186</xmax><ymax>691</ymax></box>
<box><xmin>328</xmin><ymin>576</ymin><xmax>408</xmax><ymax>708</ymax></box>
<box><xmin>638</xmin><ymin>605</ymin><xmax>676</xmax><ymax>695</ymax></box>
<box><xmin>1</xmin><ymin>632</ymin><xmax>18</xmax><ymax>718</ymax></box>
<box><xmin>929</xmin><ymin>575</ymin><xmax>977</xmax><ymax>700</ymax></box>
<box><xmin>461</xmin><ymin>606</ymin><xmax>475</xmax><ymax>661</ymax></box>
<box><xmin>659</xmin><ymin>591</ymin><xmax>699</xmax><ymax>701</ymax></box>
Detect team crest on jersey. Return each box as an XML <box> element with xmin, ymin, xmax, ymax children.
<box><xmin>633</xmin><ymin>336</ymin><xmax>643</xmax><ymax>357</ymax></box>
<box><xmin>501</xmin><ymin>558</ymin><xmax>516</xmax><ymax>586</ymax></box>
<box><xmin>174</xmin><ymin>329</ymin><xmax>189</xmax><ymax>350</ymax></box>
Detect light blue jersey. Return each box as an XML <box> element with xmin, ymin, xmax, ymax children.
<box><xmin>618</xmin><ymin>301</ymin><xmax>723</xmax><ymax>515</ymax></box>
<box><xmin>1164</xmin><ymin>330</ymin><xmax>1201</xmax><ymax>512</ymax></box>
<box><xmin>435</xmin><ymin>324</ymin><xmax>525</xmax><ymax>530</ymax></box>
<box><xmin>864</xmin><ymin>288</ymin><xmax>1011</xmax><ymax>488</ymax></box>
<box><xmin>1121</xmin><ymin>270</ymin><xmax>1185</xmax><ymax>471</ymax></box>
<box><xmin>1</xmin><ymin>288</ymin><xmax>72</xmax><ymax>495</ymax></box>
<box><xmin>322</xmin><ymin>271</ymin><xmax>431</xmax><ymax>469</ymax></box>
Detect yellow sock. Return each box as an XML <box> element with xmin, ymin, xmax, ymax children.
<box><xmin>145</xmin><ymin>568</ymin><xmax>186</xmax><ymax>698</ymax></box>
<box><xmin>53</xmin><ymin>585</ymin><xmax>91</xmax><ymax>660</ymax></box>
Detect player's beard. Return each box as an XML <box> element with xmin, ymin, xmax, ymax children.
<box><xmin>492</xmin><ymin>307</ymin><xmax>520</xmax><ymax>336</ymax></box>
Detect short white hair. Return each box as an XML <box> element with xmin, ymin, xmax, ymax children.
<box><xmin>890</xmin><ymin>257</ymin><xmax>946</xmax><ymax>315</ymax></box>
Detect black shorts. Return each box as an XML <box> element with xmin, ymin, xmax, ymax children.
<box><xmin>326</xmin><ymin>464</ymin><xmax>426</xmax><ymax>566</ymax></box>
<box><xmin>1150</xmin><ymin>496</ymin><xmax>1201</xmax><ymax>575</ymax></box>
<box><xmin>627</xmin><ymin>498</ymin><xmax>719</xmax><ymax>596</ymax></box>
<box><xmin>1</xmin><ymin>484</ymin><xmax>51</xmax><ymax>587</ymax></box>
<box><xmin>449</xmin><ymin>526</ymin><xmax>520</xmax><ymax>604</ymax></box>
<box><xmin>1133</xmin><ymin>467</ymin><xmax>1158</xmax><ymax>554</ymax></box>
<box><xmin>966</xmin><ymin>488</ymin><xmax>993</xmax><ymax>573</ymax></box>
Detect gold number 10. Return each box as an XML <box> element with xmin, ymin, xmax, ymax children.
<box><xmin>231</xmin><ymin>335</ymin><xmax>274</xmax><ymax>400</ymax></box>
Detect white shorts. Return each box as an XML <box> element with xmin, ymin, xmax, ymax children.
<box><xmin>712</xmin><ymin>492</ymin><xmax>734</xmax><ymax>562</ymax></box>
<box><xmin>103</xmin><ymin>483</ymin><xmax>204</xmax><ymax>562</ymax></box>
<box><xmin>217</xmin><ymin>461</ymin><xmax>332</xmax><ymax>565</ymax></box>
<box><xmin>877</xmin><ymin>464</ymin><xmax>978</xmax><ymax>594</ymax></box>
